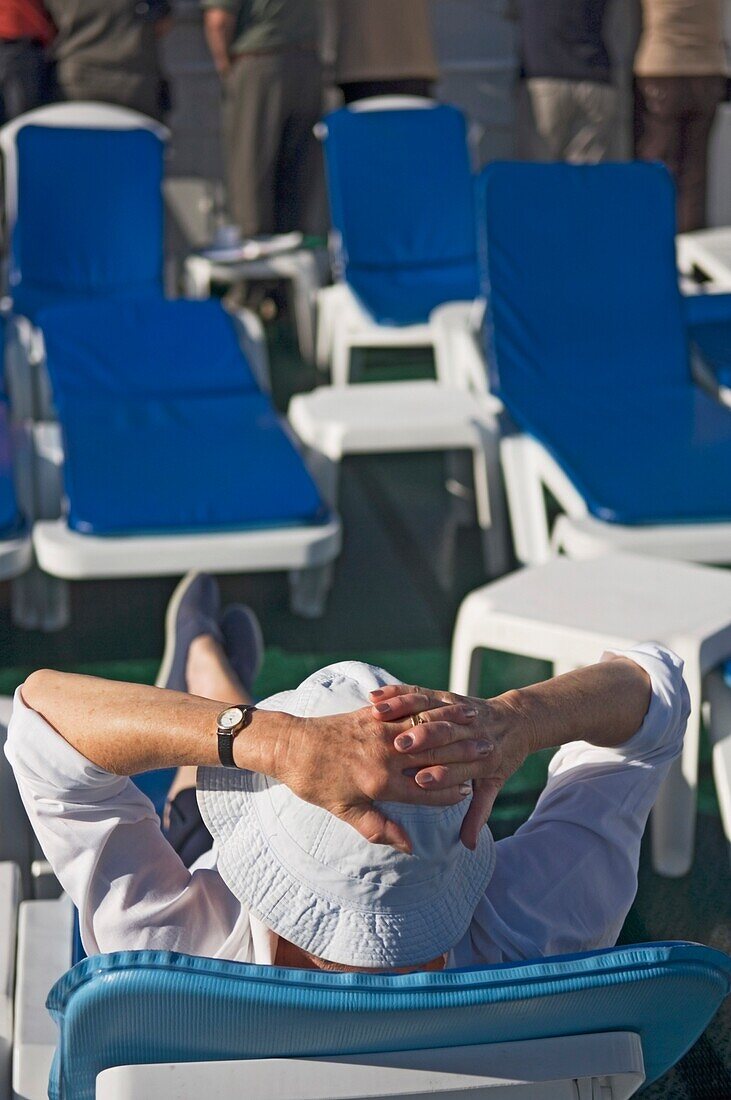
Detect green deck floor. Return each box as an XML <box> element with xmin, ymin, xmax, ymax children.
<box><xmin>0</xmin><ymin>321</ymin><xmax>729</xmax><ymax>1097</ymax></box>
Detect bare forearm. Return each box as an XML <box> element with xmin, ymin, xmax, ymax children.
<box><xmin>20</xmin><ymin>670</ymin><xmax>279</xmax><ymax>776</ymax></box>
<box><xmin>204</xmin><ymin>10</ymin><xmax>235</xmax><ymax>75</ymax></box>
<box><xmin>511</xmin><ymin>656</ymin><xmax>652</xmax><ymax>755</ymax></box>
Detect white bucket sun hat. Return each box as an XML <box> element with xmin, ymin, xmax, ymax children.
<box><xmin>197</xmin><ymin>661</ymin><xmax>496</xmax><ymax>969</ymax></box>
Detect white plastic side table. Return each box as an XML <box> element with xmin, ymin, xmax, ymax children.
<box><xmin>288</xmin><ymin>380</ymin><xmax>510</xmax><ymax>577</ymax></box>
<box><xmin>184</xmin><ymin>250</ymin><xmax>325</xmax><ymax>362</ymax></box>
<box><xmin>449</xmin><ymin>552</ymin><xmax>731</xmax><ymax>877</ymax></box>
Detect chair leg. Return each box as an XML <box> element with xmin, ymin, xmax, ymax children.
<box><xmin>182</xmin><ymin>256</ymin><xmax>212</xmax><ymax>300</ymax></box>
<box><xmin>289</xmin><ymin>257</ymin><xmax>318</xmax><ymax>364</ymax></box>
<box><xmin>288</xmin><ymin>563</ymin><xmax>334</xmax><ymax>619</ymax></box>
<box><xmin>11</xmin><ymin>567</ymin><xmax>70</xmax><ymax>632</ymax></box>
<box><xmin>473</xmin><ymin>425</ymin><xmax>511</xmax><ymax>578</ymax></box>
<box><xmin>450</xmin><ymin>597</ymin><xmax>486</xmax><ymax>696</ymax></box>
<box><xmin>706</xmin><ymin>668</ymin><xmax>731</xmax><ymax>866</ymax></box>
<box><xmin>331</xmin><ymin>330</ymin><xmax>354</xmax><ymax>387</ymax></box>
<box><xmin>500</xmin><ymin>437</ymin><xmax>553</xmax><ymax>566</ymax></box>
<box><xmin>651</xmin><ymin>654</ymin><xmax>701</xmax><ymax>877</ymax></box>
<box><xmin>315</xmin><ymin>289</ymin><xmax>336</xmax><ymax>373</ymax></box>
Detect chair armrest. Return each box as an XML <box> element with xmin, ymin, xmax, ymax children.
<box><xmin>13</xmin><ymin>895</ymin><xmax>73</xmax><ymax>1100</ymax></box>
<box><xmin>95</xmin><ymin>1032</ymin><xmax>645</xmax><ymax>1100</ymax></box>
<box><xmin>226</xmin><ymin>306</ymin><xmax>271</xmax><ymax>394</ymax></box>
<box><xmin>0</xmin><ymin>863</ymin><xmax>21</xmax><ymax>1100</ymax></box>
<box><xmin>430</xmin><ymin>300</ymin><xmax>491</xmax><ymax>395</ymax></box>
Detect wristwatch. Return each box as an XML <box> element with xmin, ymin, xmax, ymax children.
<box><xmin>216</xmin><ymin>705</ymin><xmax>252</xmax><ymax>768</ymax></box>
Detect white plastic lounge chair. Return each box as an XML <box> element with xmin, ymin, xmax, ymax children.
<box><xmin>29</xmin><ymin>298</ymin><xmax>340</xmax><ymax>619</ymax></box>
<box><xmin>316</xmin><ymin>97</ymin><xmax>479</xmax><ymax>384</ymax></box>
<box><xmin>466</xmin><ymin>161</ymin><xmax>731</xmax><ymax>570</ymax></box>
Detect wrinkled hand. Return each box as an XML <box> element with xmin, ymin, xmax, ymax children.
<box><xmin>271</xmin><ymin>702</ymin><xmax>479</xmax><ymax>853</ymax></box>
<box><xmin>369</xmin><ymin>685</ymin><xmax>537</xmax><ymax>850</ymax></box>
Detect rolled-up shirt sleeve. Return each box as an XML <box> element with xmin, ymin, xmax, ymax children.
<box><xmin>4</xmin><ymin>689</ymin><xmax>243</xmax><ymax>958</ymax></box>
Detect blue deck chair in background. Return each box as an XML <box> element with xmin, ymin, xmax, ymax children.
<box><xmin>316</xmin><ymin>97</ymin><xmax>481</xmax><ymax>384</ymax></box>
<box><xmin>29</xmin><ymin>297</ymin><xmax>340</xmax><ymax>618</ymax></box>
<box><xmin>0</xmin><ymin>103</ymin><xmax>168</xmax><ymax>421</ymax></box>
<box><xmin>473</xmin><ymin>161</ymin><xmax>731</xmax><ymax>880</ymax></box>
<box><xmin>3</xmin><ymin>904</ymin><xmax>728</xmax><ymax>1100</ymax></box>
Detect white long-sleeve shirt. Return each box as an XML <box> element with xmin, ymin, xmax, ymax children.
<box><xmin>4</xmin><ymin>644</ymin><xmax>689</xmax><ymax>966</ymax></box>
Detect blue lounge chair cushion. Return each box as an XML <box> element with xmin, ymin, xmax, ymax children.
<box><xmin>38</xmin><ymin>299</ymin><xmax>260</xmax><ymax>397</ymax></box>
<box><xmin>323</xmin><ymin>104</ymin><xmax>480</xmax><ymax>325</ymax></box>
<box><xmin>46</xmin><ymin>942</ymin><xmax>731</xmax><ymax>1100</ymax></box>
<box><xmin>683</xmin><ymin>293</ymin><xmax>731</xmax><ymax>390</ymax></box>
<box><xmin>39</xmin><ymin>299</ymin><xmax>327</xmax><ymax>534</ymax></box>
<box><xmin>479</xmin><ymin>162</ymin><xmax>731</xmax><ymax>524</ymax></box>
<box><xmin>54</xmin><ymin>390</ymin><xmax>326</xmax><ymax>535</ymax></box>
<box><xmin>11</xmin><ymin>126</ymin><xmax>164</xmax><ymax>319</ymax></box>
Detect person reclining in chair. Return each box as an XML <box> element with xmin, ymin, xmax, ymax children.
<box><xmin>6</xmin><ymin>573</ymin><xmax>689</xmax><ymax>973</ymax></box>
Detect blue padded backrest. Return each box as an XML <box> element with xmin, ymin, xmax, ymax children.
<box><xmin>39</xmin><ymin>298</ymin><xmax>326</xmax><ymax>535</ymax></box>
<box><xmin>38</xmin><ymin>299</ymin><xmax>259</xmax><ymax>397</ymax></box>
<box><xmin>323</xmin><ymin>104</ymin><xmax>479</xmax><ymax>324</ymax></box>
<box><xmin>479</xmin><ymin>162</ymin><xmax>689</xmax><ymax>400</ymax></box>
<box><xmin>11</xmin><ymin>126</ymin><xmax>164</xmax><ymax>317</ymax></box>
<box><xmin>47</xmin><ymin>943</ymin><xmax>731</xmax><ymax>1100</ymax></box>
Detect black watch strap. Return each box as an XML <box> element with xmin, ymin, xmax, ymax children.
<box><xmin>218</xmin><ymin>731</ymin><xmax>238</xmax><ymax>769</ymax></box>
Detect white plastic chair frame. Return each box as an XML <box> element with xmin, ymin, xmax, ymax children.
<box><xmin>95</xmin><ymin>1033</ymin><xmax>646</xmax><ymax>1100</ymax></box>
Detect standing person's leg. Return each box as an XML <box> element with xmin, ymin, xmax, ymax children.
<box><xmin>222</xmin><ymin>54</ymin><xmax>285</xmax><ymax>236</ymax></box>
<box><xmin>275</xmin><ymin>50</ymin><xmax>325</xmax><ymax>235</ymax></box>
<box><xmin>564</xmin><ymin>81</ymin><xmax>618</xmax><ymax>164</ymax></box>
<box><xmin>674</xmin><ymin>75</ymin><xmax>725</xmax><ymax>233</ymax></box>
<box><xmin>518</xmin><ymin>78</ymin><xmax>573</xmax><ymax>161</ymax></box>
<box><xmin>0</xmin><ymin>39</ymin><xmax>52</xmax><ymax>124</ymax></box>
<box><xmin>634</xmin><ymin>76</ymin><xmax>685</xmax><ymax>217</ymax></box>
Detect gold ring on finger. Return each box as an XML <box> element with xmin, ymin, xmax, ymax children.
<box><xmin>410</xmin><ymin>713</ymin><xmax>427</xmax><ymax>727</ymax></box>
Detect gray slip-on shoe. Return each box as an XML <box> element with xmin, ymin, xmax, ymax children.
<box><xmin>220</xmin><ymin>604</ymin><xmax>264</xmax><ymax>696</ymax></box>
<box><xmin>156</xmin><ymin>572</ymin><xmax>222</xmax><ymax>692</ymax></box>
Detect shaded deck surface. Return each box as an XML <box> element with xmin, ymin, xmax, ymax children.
<box><xmin>1</xmin><ymin>321</ymin><xmax>729</xmax><ymax>1098</ymax></box>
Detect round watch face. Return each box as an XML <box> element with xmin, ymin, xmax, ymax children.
<box><xmin>218</xmin><ymin>706</ymin><xmax>244</xmax><ymax>730</ymax></box>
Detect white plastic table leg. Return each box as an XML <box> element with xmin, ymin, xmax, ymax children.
<box><xmin>288</xmin><ymin>563</ymin><xmax>335</xmax><ymax>619</ymax></box>
<box><xmin>182</xmin><ymin>255</ymin><xmax>213</xmax><ymax>300</ymax></box>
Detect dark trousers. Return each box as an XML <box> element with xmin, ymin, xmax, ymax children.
<box><xmin>0</xmin><ymin>38</ymin><xmax>52</xmax><ymax>124</ymax></box>
<box><xmin>339</xmin><ymin>78</ymin><xmax>434</xmax><ymax>104</ymax></box>
<box><xmin>634</xmin><ymin>75</ymin><xmax>726</xmax><ymax>233</ymax></box>
<box><xmin>223</xmin><ymin>49</ymin><xmax>325</xmax><ymax>236</ymax></box>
